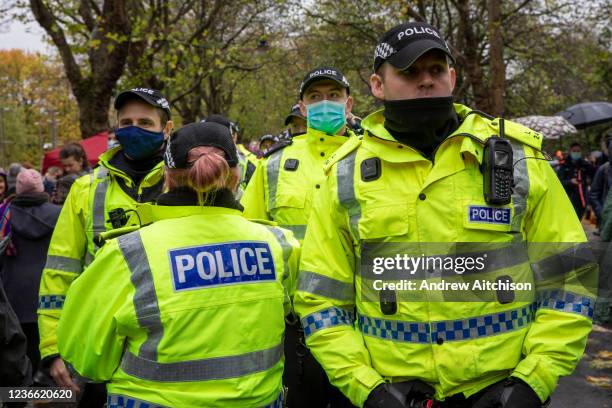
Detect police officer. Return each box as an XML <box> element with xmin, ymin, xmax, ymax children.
<box><xmin>203</xmin><ymin>114</ymin><xmax>257</xmax><ymax>193</ymax></box>
<box><xmin>38</xmin><ymin>88</ymin><xmax>173</xmax><ymax>400</ymax></box>
<box><xmin>294</xmin><ymin>22</ymin><xmax>595</xmax><ymax>408</ymax></box>
<box><xmin>285</xmin><ymin>104</ymin><xmax>307</xmax><ymax>137</ymax></box>
<box><xmin>57</xmin><ymin>121</ymin><xmax>299</xmax><ymax>408</ymax></box>
<box><xmin>558</xmin><ymin>142</ymin><xmax>594</xmax><ymax>219</ymax></box>
<box><xmin>259</xmin><ymin>134</ymin><xmax>277</xmax><ymax>155</ymax></box>
<box><xmin>241</xmin><ymin>66</ymin><xmax>357</xmax><ymax>408</ymax></box>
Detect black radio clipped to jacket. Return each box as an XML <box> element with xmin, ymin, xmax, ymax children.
<box><xmin>483</xmin><ymin>120</ymin><xmax>514</xmax><ymax>205</ymax></box>
<box><xmin>108</xmin><ymin>208</ymin><xmax>129</xmax><ymax>229</ymax></box>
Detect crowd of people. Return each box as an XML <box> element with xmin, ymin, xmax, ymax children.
<box><xmin>0</xmin><ymin>21</ymin><xmax>607</xmax><ymax>408</ymax></box>
<box><xmin>553</xmin><ymin>141</ymin><xmax>612</xmax><ymax>240</ymax></box>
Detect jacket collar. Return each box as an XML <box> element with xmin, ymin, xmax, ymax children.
<box><xmin>97</xmin><ymin>146</ymin><xmax>165</xmax><ymax>187</ymax></box>
<box><xmin>133</xmin><ymin>202</ymin><xmax>243</xmax><ymax>226</ymax></box>
<box><xmin>156</xmin><ymin>187</ymin><xmax>242</xmax><ymax>210</ymax></box>
<box><xmin>360</xmin><ymin>104</ymin><xmax>489</xmax><ymax>164</ymax></box>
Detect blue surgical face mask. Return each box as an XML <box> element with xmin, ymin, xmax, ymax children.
<box><xmin>306</xmin><ymin>100</ymin><xmax>346</xmax><ymax>135</ymax></box>
<box><xmin>115</xmin><ymin>126</ymin><xmax>165</xmax><ymax>160</ymax></box>
<box><xmin>570</xmin><ymin>151</ymin><xmax>581</xmax><ymax>161</ymax></box>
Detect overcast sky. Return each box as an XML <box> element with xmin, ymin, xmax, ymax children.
<box><xmin>0</xmin><ymin>20</ymin><xmax>49</xmax><ymax>53</ymax></box>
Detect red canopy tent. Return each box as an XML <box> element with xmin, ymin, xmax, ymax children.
<box><xmin>41</xmin><ymin>131</ymin><xmax>109</xmax><ymax>174</ymax></box>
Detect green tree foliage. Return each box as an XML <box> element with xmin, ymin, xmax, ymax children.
<box><xmin>0</xmin><ymin>49</ymin><xmax>79</xmax><ymax>168</ymax></box>
<box><xmin>119</xmin><ymin>0</ymin><xmax>289</xmax><ymax>127</ymax></box>
<box><xmin>0</xmin><ymin>0</ymin><xmax>609</xmax><ymax>149</ymax></box>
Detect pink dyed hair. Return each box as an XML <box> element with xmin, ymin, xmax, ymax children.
<box><xmin>165</xmin><ymin>146</ymin><xmax>240</xmax><ymax>198</ymax></box>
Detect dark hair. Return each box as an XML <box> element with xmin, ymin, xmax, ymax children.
<box><xmin>52</xmin><ymin>173</ymin><xmax>80</xmax><ymax>205</ymax></box>
<box><xmin>59</xmin><ymin>142</ymin><xmax>90</xmax><ymax>170</ymax></box>
<box><xmin>570</xmin><ymin>142</ymin><xmax>582</xmax><ymax>149</ymax></box>
<box><xmin>156</xmin><ymin>108</ymin><xmax>170</xmax><ymax>125</ymax></box>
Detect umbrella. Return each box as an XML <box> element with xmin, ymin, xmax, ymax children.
<box><xmin>41</xmin><ymin>131</ymin><xmax>109</xmax><ymax>174</ymax></box>
<box><xmin>513</xmin><ymin>115</ymin><xmax>577</xmax><ymax>140</ymax></box>
<box><xmin>556</xmin><ymin>101</ymin><xmax>612</xmax><ymax>129</ymax></box>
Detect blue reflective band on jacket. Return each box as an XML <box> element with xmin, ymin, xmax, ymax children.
<box><xmin>537</xmin><ymin>290</ymin><xmax>594</xmax><ymax>318</ymax></box>
<box><xmin>303</xmin><ymin>291</ymin><xmax>593</xmax><ymax>341</ymax></box>
<box><xmin>107</xmin><ymin>392</ymin><xmax>283</xmax><ymax>408</ymax></box>
<box><xmin>169</xmin><ymin>242</ymin><xmax>276</xmax><ymax>291</ymax></box>
<box><xmin>301</xmin><ymin>307</ymin><xmax>355</xmax><ymax>337</ymax></box>
<box><xmin>39</xmin><ymin>295</ymin><xmax>66</xmax><ymax>310</ymax></box>
<box><xmin>359</xmin><ymin>303</ymin><xmax>536</xmax><ymax>344</ymax></box>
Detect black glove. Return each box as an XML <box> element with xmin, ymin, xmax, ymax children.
<box><xmin>471</xmin><ymin>378</ymin><xmax>542</xmax><ymax>408</ymax></box>
<box><xmin>365</xmin><ymin>381</ymin><xmax>435</xmax><ymax>408</ymax></box>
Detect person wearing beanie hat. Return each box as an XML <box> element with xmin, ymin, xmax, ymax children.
<box><xmin>16</xmin><ymin>169</ymin><xmax>44</xmax><ymax>195</ymax></box>
<box><xmin>241</xmin><ymin>66</ymin><xmax>359</xmax><ymax>408</ymax></box>
<box><xmin>202</xmin><ymin>114</ymin><xmax>258</xmax><ymax>191</ymax></box>
<box><xmin>38</xmin><ymin>87</ymin><xmax>174</xmax><ymax>403</ymax></box>
<box><xmin>56</xmin><ymin>120</ymin><xmax>300</xmax><ymax>408</ymax></box>
<box><xmin>284</xmin><ymin>104</ymin><xmax>307</xmax><ymax>137</ymax></box>
<box><xmin>258</xmin><ymin>134</ymin><xmax>277</xmax><ymax>153</ymax></box>
<box><xmin>1</xmin><ymin>168</ymin><xmax>60</xmax><ymax>376</ymax></box>
<box><xmin>293</xmin><ymin>21</ymin><xmax>594</xmax><ymax>408</ymax></box>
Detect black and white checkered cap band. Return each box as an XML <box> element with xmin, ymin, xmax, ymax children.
<box><xmin>164</xmin><ymin>137</ymin><xmax>176</xmax><ymax>168</ymax></box>
<box><xmin>375</xmin><ymin>42</ymin><xmax>396</xmax><ymax>59</ymax></box>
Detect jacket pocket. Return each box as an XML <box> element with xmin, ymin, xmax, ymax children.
<box><xmin>359</xmin><ymin>201</ymin><xmax>410</xmax><ymax>240</ymax></box>
<box><xmin>270</xmin><ymin>191</ymin><xmax>306</xmax><ymax>211</ymax></box>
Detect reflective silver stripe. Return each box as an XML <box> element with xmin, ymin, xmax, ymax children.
<box><xmin>267</xmin><ymin>151</ymin><xmax>284</xmax><ymax>210</ymax></box>
<box><xmin>279</xmin><ymin>224</ymin><xmax>306</xmax><ymax>240</ymax></box>
<box><xmin>297</xmin><ymin>270</ymin><xmax>354</xmax><ymax>302</ymax></box>
<box><xmin>531</xmin><ymin>243</ymin><xmax>596</xmax><ymax>282</ymax></box>
<box><xmin>107</xmin><ymin>393</ymin><xmax>170</xmax><ymax>408</ymax></box>
<box><xmin>118</xmin><ymin>231</ymin><xmax>164</xmax><ymax>360</ymax></box>
<box><xmin>108</xmin><ymin>392</ymin><xmax>281</xmax><ymax>408</ymax></box>
<box><xmin>44</xmin><ymin>255</ymin><xmax>82</xmax><ymax>273</ymax></box>
<box><xmin>337</xmin><ymin>151</ymin><xmax>360</xmax><ymax>241</ymax></box>
<box><xmin>510</xmin><ymin>142</ymin><xmax>529</xmax><ymax>240</ymax></box>
<box><xmin>84</xmin><ymin>250</ymin><xmax>94</xmax><ymax>266</ymax></box>
<box><xmin>120</xmin><ymin>343</ymin><xmax>283</xmax><ymax>382</ymax></box>
<box><xmin>92</xmin><ymin>167</ymin><xmax>109</xmax><ymax>247</ymax></box>
<box><xmin>265</xmin><ymin>226</ymin><xmax>293</xmax><ymax>280</ymax></box>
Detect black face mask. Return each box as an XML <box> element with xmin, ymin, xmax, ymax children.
<box><xmin>383</xmin><ymin>96</ymin><xmax>459</xmax><ymax>157</ymax></box>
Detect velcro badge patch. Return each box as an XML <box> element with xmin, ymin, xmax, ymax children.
<box><xmin>169</xmin><ymin>242</ymin><xmax>276</xmax><ymax>291</ymax></box>
<box><xmin>468</xmin><ymin>206</ymin><xmax>511</xmax><ymax>225</ymax></box>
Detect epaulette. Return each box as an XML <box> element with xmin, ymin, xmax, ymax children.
<box><xmin>323</xmin><ymin>135</ymin><xmax>362</xmax><ymax>174</ymax></box>
<box><xmin>466</xmin><ymin>112</ymin><xmax>543</xmax><ymax>152</ymax></box>
<box><xmin>462</xmin><ymin>110</ymin><xmax>543</xmax><ymax>151</ymax></box>
<box><xmin>263</xmin><ymin>139</ymin><xmax>293</xmax><ymax>158</ymax></box>
<box><xmin>492</xmin><ymin>118</ymin><xmax>544</xmax><ymax>151</ymax></box>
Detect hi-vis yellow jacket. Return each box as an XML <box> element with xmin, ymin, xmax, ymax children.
<box><xmin>57</xmin><ymin>204</ymin><xmax>299</xmax><ymax>407</ymax></box>
<box><xmin>237</xmin><ymin>143</ymin><xmax>258</xmax><ymax>189</ymax></box>
<box><xmin>240</xmin><ymin>128</ymin><xmax>355</xmax><ymax>242</ymax></box>
<box><xmin>38</xmin><ymin>147</ymin><xmax>164</xmax><ymax>359</ymax></box>
<box><xmin>294</xmin><ymin>105</ymin><xmax>596</xmax><ymax>407</ymax></box>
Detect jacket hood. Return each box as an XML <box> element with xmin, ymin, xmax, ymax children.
<box><xmin>9</xmin><ymin>194</ymin><xmax>61</xmax><ymax>239</ymax></box>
